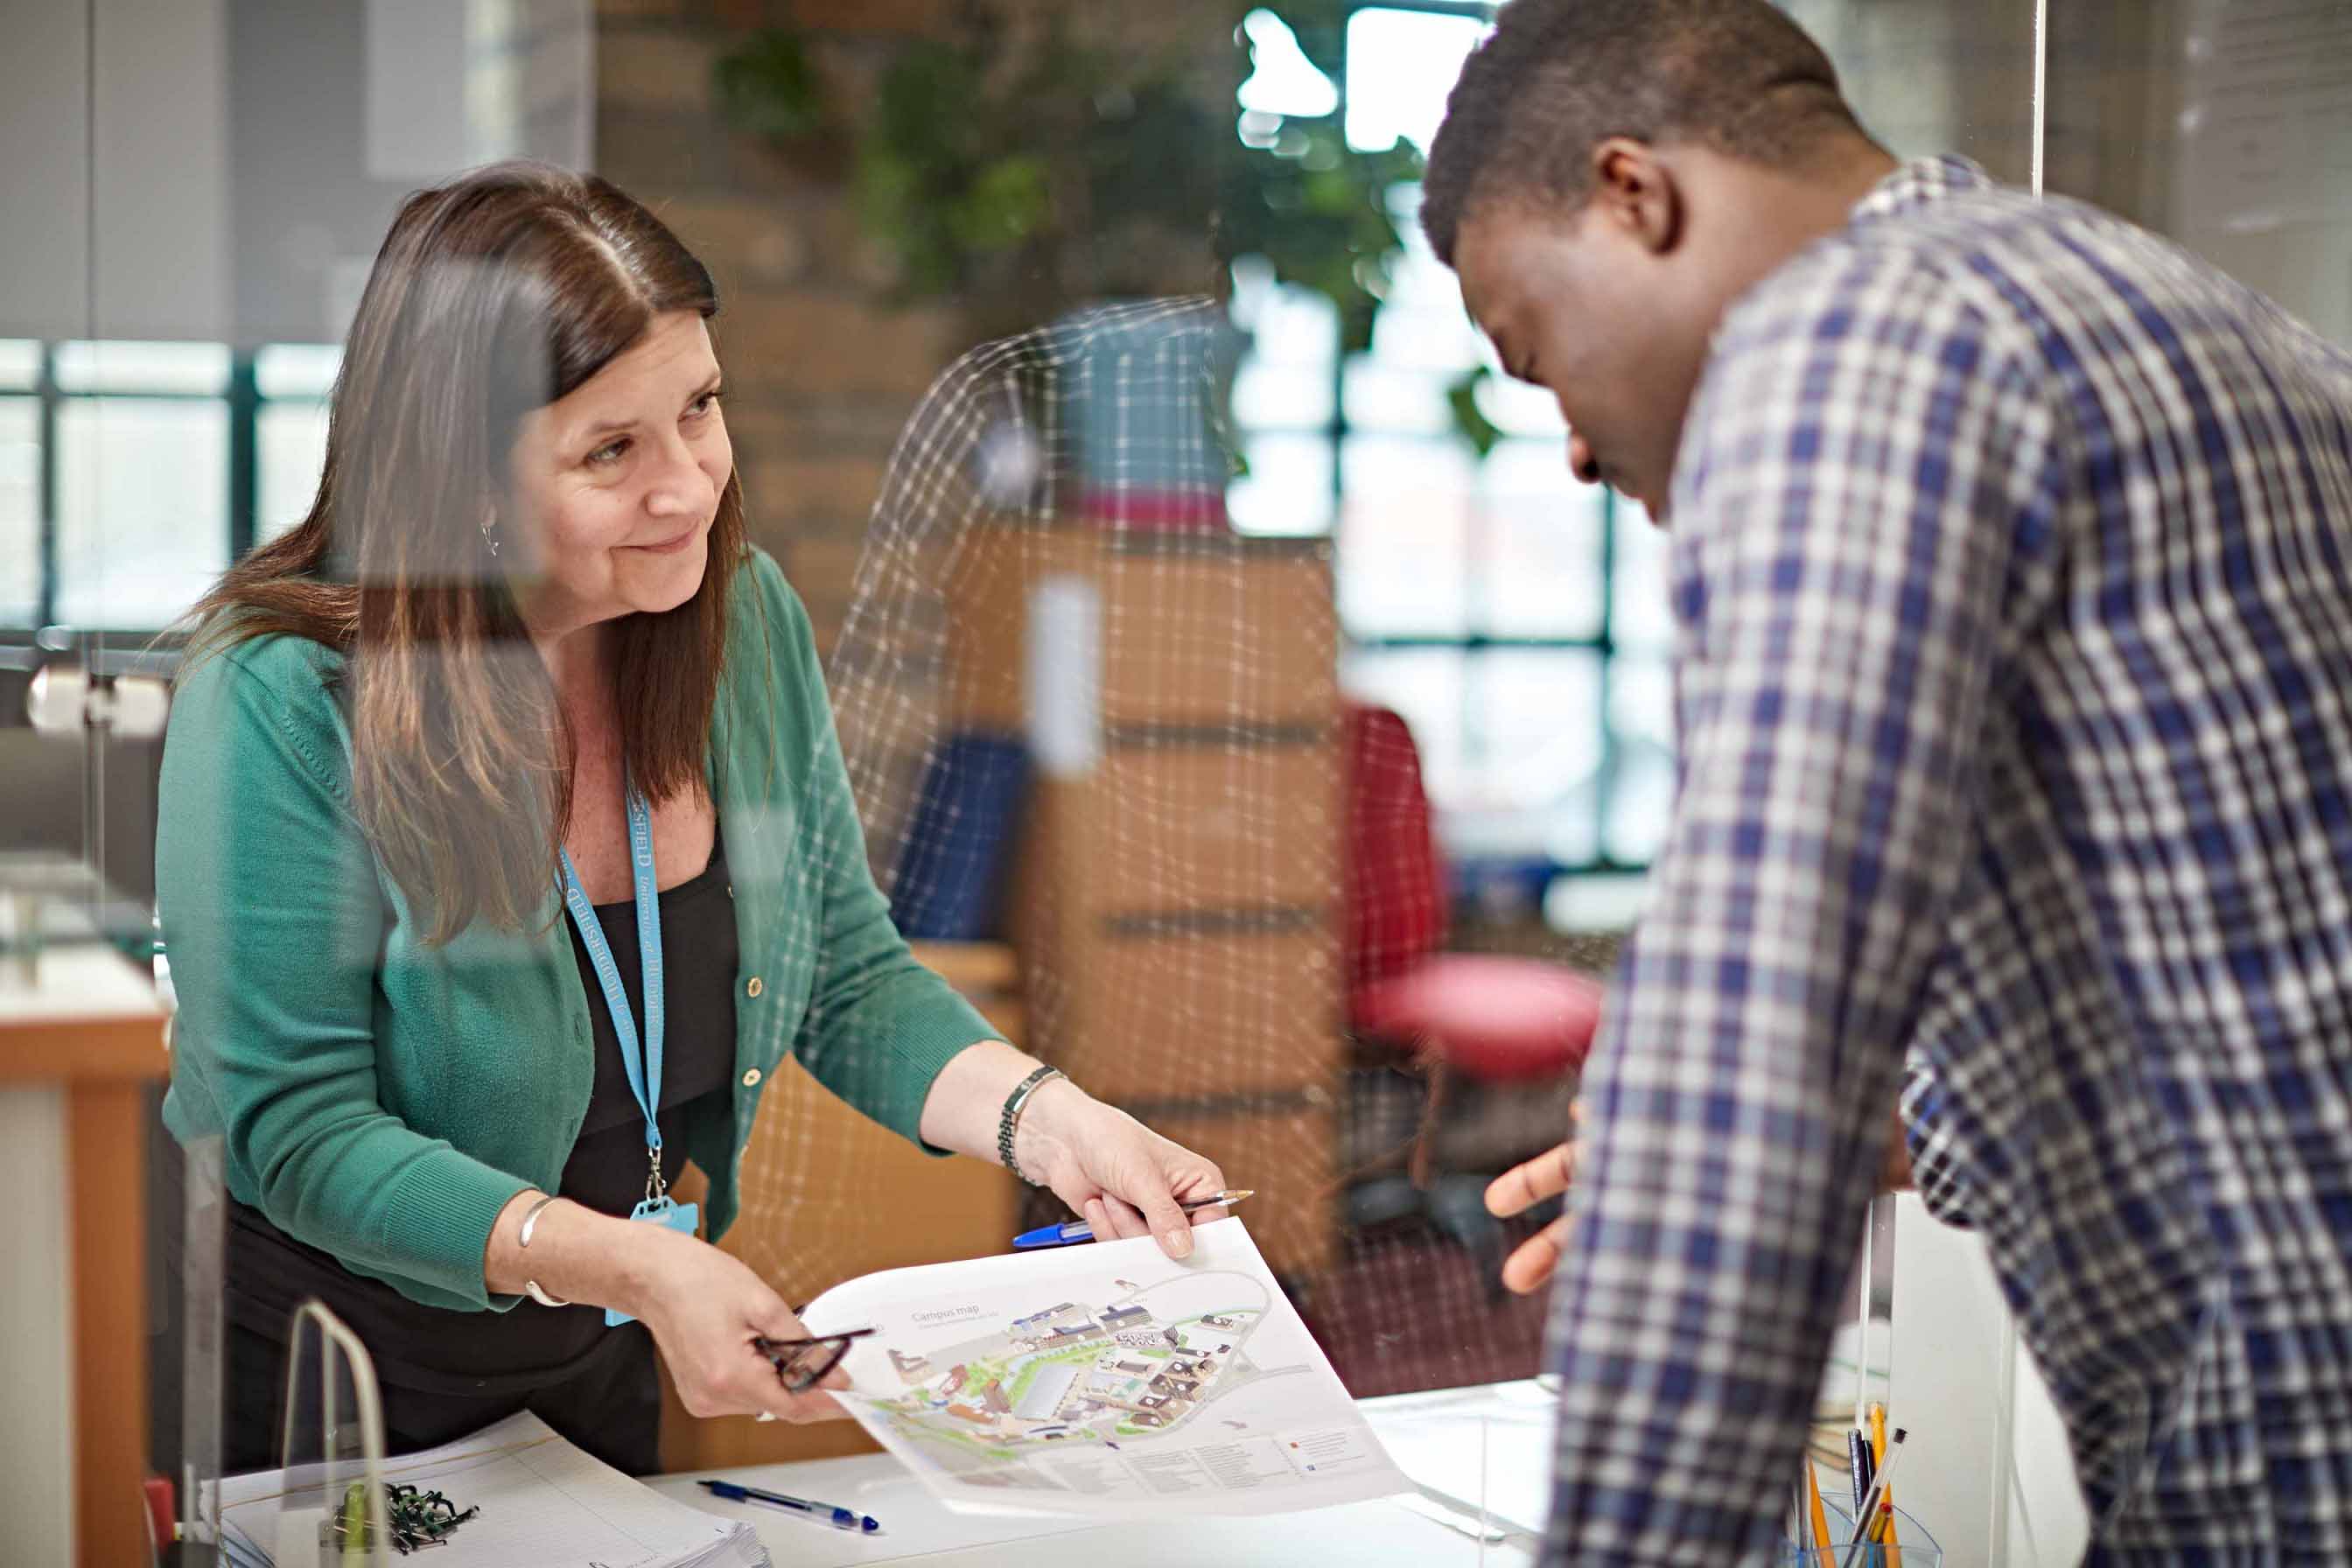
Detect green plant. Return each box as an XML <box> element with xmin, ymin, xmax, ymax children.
<box><xmin>1448</xmin><ymin>368</ymin><xmax>1504</xmax><ymax>458</ymax></box>
<box><xmin>711</xmin><ymin>29</ymin><xmax>828</xmax><ymax>144</ymax></box>
<box><xmin>715</xmin><ymin>6</ymin><xmax>1423</xmax><ymax>352</ymax></box>
<box><xmin>1219</xmin><ymin>117</ymin><xmax>1424</xmax><ymax>353</ymax></box>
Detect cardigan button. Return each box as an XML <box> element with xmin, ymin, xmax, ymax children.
<box><xmin>741</xmin><ymin>1068</ymin><xmax>762</xmax><ymax>1088</ymax></box>
<box><xmin>746</xmin><ymin>976</ymin><xmax>764</xmax><ymax>998</ymax></box>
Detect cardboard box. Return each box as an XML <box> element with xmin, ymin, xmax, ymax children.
<box><xmin>1020</xmin><ymin>737</ymin><xmax>1341</xmax><ymax>925</ymax></box>
<box><xmin>1024</xmin><ymin>915</ymin><xmax>1343</xmax><ymax>1103</ymax></box>
<box><xmin>942</xmin><ymin>528</ymin><xmax>1339</xmax><ymax>732</ymax></box>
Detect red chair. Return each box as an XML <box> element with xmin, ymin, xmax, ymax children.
<box><xmin>1342</xmin><ymin>704</ymin><xmax>1604</xmax><ymax>1191</ymax></box>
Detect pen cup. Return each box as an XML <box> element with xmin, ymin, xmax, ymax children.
<box><xmin>1780</xmin><ymin>1501</ymin><xmax>1938</xmax><ymax>1566</ymax></box>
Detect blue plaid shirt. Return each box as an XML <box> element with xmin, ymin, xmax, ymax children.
<box><xmin>1547</xmin><ymin>156</ymin><xmax>2352</xmax><ymax>1564</ymax></box>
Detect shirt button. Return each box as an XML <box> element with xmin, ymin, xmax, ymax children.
<box><xmin>741</xmin><ymin>1068</ymin><xmax>763</xmax><ymax>1088</ymax></box>
<box><xmin>746</xmin><ymin>976</ymin><xmax>764</xmax><ymax>998</ymax></box>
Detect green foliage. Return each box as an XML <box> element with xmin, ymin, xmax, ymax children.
<box><xmin>1219</xmin><ymin>120</ymin><xmax>1422</xmax><ymax>353</ymax></box>
<box><xmin>715</xmin><ymin>6</ymin><xmax>1419</xmax><ymax>349</ymax></box>
<box><xmin>710</xmin><ymin>30</ymin><xmax>827</xmax><ymax>144</ymax></box>
<box><xmin>1448</xmin><ymin>370</ymin><xmax>1504</xmax><ymax>458</ymax></box>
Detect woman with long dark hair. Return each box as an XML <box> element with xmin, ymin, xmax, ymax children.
<box><xmin>158</xmin><ymin>163</ymin><xmax>1225</xmax><ymax>1474</ymax></box>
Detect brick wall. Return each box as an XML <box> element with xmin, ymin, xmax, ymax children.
<box><xmin>594</xmin><ymin>0</ymin><xmax>1228</xmax><ymax>653</ymax></box>
<box><xmin>593</xmin><ymin>0</ymin><xmax>975</xmax><ymax>652</ymax></box>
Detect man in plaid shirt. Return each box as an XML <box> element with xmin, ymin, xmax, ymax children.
<box><xmin>1421</xmin><ymin>1</ymin><xmax>2352</xmax><ymax>1561</ymax></box>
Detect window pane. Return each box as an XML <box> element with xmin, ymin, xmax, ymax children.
<box><xmin>52</xmin><ymin>340</ymin><xmax>230</xmax><ymax>396</ymax></box>
<box><xmin>1335</xmin><ymin>434</ymin><xmax>1472</xmax><ymax>634</ymax></box>
<box><xmin>1236</xmin><ymin>281</ymin><xmax>1337</xmax><ymax>366</ymax></box>
<box><xmin>258</xmin><ymin>401</ymin><xmax>332</xmax><ymax>542</ymax></box>
<box><xmin>1547</xmin><ymin>872</ymin><xmax>1651</xmax><ymax>933</ymax></box>
<box><xmin>1340</xmin><ymin>354</ymin><xmax>1450</xmax><ymax>435</ymax></box>
<box><xmin>255</xmin><ymin>343</ymin><xmax>342</xmax><ymax>400</ymax></box>
<box><xmin>1231</xmin><ymin>357</ymin><xmax>1333</xmax><ymax>430</ymax></box>
<box><xmin>1606</xmin><ymin>655</ymin><xmax>1676</xmax><ymax>865</ymax></box>
<box><xmin>1340</xmin><ymin>644</ymin><xmax>1465</xmax><ymax>795</ymax></box>
<box><xmin>1479</xmin><ymin>439</ymin><xmax>1604</xmax><ymax>638</ymax></box>
<box><xmin>56</xmin><ymin>398</ymin><xmax>228</xmax><ymax>626</ymax></box>
<box><xmin>1471</xmin><ymin>373</ymin><xmax>1565</xmax><ymax>440</ymax></box>
<box><xmin>1341</xmin><ymin>646</ymin><xmax>1605</xmax><ymax>865</ymax></box>
<box><xmin>1474</xmin><ymin>648</ymin><xmax>1605</xmax><ymax>867</ymax></box>
<box><xmin>1228</xmin><ymin>431</ymin><xmax>1334</xmax><ymax>536</ymax></box>
<box><xmin>1606</xmin><ymin>733</ymin><xmax>1676</xmax><ymax>866</ymax></box>
<box><xmin>1235</xmin><ymin>8</ymin><xmax>1339</xmax><ymax>118</ymax></box>
<box><xmin>1365</xmin><ymin>300</ymin><xmax>1484</xmax><ymax>374</ymax></box>
<box><xmin>1344</xmin><ymin>8</ymin><xmax>1488</xmax><ymax>155</ymax></box>
<box><xmin>0</xmin><ymin>400</ymin><xmax>38</xmax><ymax>623</ymax></box>
<box><xmin>0</xmin><ymin>341</ymin><xmax>38</xmax><ymax>390</ymax></box>
<box><xmin>1368</xmin><ymin>193</ymin><xmax>1486</xmax><ymax>374</ymax></box>
<box><xmin>1611</xmin><ymin>494</ymin><xmax>1675</xmax><ymax>651</ymax></box>
<box><xmin>1606</xmin><ymin>654</ymin><xmax>1675</xmax><ymax>753</ymax></box>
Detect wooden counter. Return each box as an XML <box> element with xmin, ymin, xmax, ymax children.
<box><xmin>0</xmin><ymin>943</ymin><xmax>170</xmax><ymax>1568</ymax></box>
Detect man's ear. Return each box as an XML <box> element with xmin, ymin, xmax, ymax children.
<box><xmin>1590</xmin><ymin>137</ymin><xmax>1684</xmax><ymax>256</ymax></box>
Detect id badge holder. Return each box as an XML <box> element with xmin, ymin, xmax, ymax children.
<box><xmin>605</xmin><ymin>1194</ymin><xmax>700</xmax><ymax>1327</ymax></box>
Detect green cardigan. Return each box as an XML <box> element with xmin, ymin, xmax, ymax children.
<box><xmin>158</xmin><ymin>549</ymin><xmax>994</xmax><ymax>1312</ymax></box>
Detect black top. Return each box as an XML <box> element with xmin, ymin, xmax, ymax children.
<box><xmin>225</xmin><ymin>828</ymin><xmax>741</xmax><ymax>1394</ymax></box>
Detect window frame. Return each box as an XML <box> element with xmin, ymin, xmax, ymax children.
<box><xmin>3</xmin><ymin>340</ymin><xmax>322</xmax><ymax>648</ymax></box>
<box><xmin>1245</xmin><ymin>0</ymin><xmax>1656</xmax><ymax>886</ymax></box>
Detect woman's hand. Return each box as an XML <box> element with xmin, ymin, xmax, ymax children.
<box><xmin>1016</xmin><ymin>1080</ymin><xmax>1230</xmax><ymax>1260</ymax></box>
<box><xmin>1485</xmin><ymin>1100</ymin><xmax>1583</xmax><ymax>1296</ymax></box>
<box><xmin>619</xmin><ymin>1223</ymin><xmax>852</xmax><ymax>1423</ymax></box>
<box><xmin>483</xmin><ymin>1191</ymin><xmax>848</xmax><ymax>1423</ymax></box>
<box><xmin>917</xmin><ymin>1040</ymin><xmax>1228</xmax><ymax>1261</ymax></box>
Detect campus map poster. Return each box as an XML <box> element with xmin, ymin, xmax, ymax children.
<box><xmin>800</xmin><ymin>1221</ymin><xmax>1412</xmax><ymax>1518</ymax></box>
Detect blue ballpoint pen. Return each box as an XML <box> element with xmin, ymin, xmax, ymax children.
<box><xmin>1012</xmin><ymin>1190</ymin><xmax>1253</xmax><ymax>1249</ymax></box>
<box><xmin>698</xmin><ymin>1479</ymin><xmax>881</xmax><ymax>1534</ymax></box>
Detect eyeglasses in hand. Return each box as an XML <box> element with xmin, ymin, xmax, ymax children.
<box><xmin>752</xmin><ymin>1326</ymin><xmax>874</xmax><ymax>1393</ymax></box>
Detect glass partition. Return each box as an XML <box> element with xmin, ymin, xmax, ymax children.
<box><xmin>35</xmin><ymin>3</ymin><xmax>2289</xmax><ymax>1564</ymax></box>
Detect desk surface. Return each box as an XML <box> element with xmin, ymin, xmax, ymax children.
<box><xmin>651</xmin><ymin>1379</ymin><xmax>1558</xmax><ymax>1566</ymax></box>
<box><xmin>0</xmin><ymin>943</ymin><xmax>167</xmax><ymax>1082</ymax></box>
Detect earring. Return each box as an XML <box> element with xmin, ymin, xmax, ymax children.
<box><xmin>481</xmin><ymin>514</ymin><xmax>500</xmax><ymax>557</ymax></box>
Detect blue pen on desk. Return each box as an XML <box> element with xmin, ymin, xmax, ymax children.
<box><xmin>698</xmin><ymin>1479</ymin><xmax>880</xmax><ymax>1534</ymax></box>
<box><xmin>1012</xmin><ymin>1190</ymin><xmax>1254</xmax><ymax>1249</ymax></box>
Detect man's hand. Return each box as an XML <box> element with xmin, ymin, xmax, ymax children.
<box><xmin>1485</xmin><ymin>1102</ymin><xmax>1583</xmax><ymax>1296</ymax></box>
<box><xmin>1879</xmin><ymin>1104</ymin><xmax>1914</xmax><ymax>1194</ymax></box>
<box><xmin>1485</xmin><ymin>1100</ymin><xmax>1915</xmax><ymax>1298</ymax></box>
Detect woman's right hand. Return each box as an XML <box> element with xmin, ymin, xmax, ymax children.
<box><xmin>620</xmin><ymin>1224</ymin><xmax>851</xmax><ymax>1424</ymax></box>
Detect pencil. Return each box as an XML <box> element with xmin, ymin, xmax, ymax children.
<box><xmin>1869</xmin><ymin>1404</ymin><xmax>1902</xmax><ymax>1566</ymax></box>
<box><xmin>1804</xmin><ymin>1454</ymin><xmax>1834</xmax><ymax>1555</ymax></box>
<box><xmin>1838</xmin><ymin>1429</ymin><xmax>1908</xmax><ymax>1568</ymax></box>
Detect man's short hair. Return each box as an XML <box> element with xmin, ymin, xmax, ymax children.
<box><xmin>1422</xmin><ymin>0</ymin><xmax>1870</xmax><ymax>263</ymax></box>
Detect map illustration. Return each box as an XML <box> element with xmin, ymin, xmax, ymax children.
<box><xmin>865</xmin><ymin>1268</ymin><xmax>1284</xmax><ymax>1475</ymax></box>
<box><xmin>805</xmin><ymin>1222</ymin><xmax>1410</xmax><ymax>1516</ymax></box>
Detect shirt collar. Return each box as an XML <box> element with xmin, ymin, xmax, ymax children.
<box><xmin>1849</xmin><ymin>154</ymin><xmax>1994</xmax><ymax>225</ymax></box>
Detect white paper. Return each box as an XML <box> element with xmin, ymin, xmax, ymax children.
<box><xmin>1025</xmin><ymin>573</ymin><xmax>1102</xmax><ymax>777</ymax></box>
<box><xmin>213</xmin><ymin>1411</ymin><xmax>767</xmax><ymax>1568</ymax></box>
<box><xmin>801</xmin><ymin>1219</ymin><xmax>1414</xmax><ymax>1518</ymax></box>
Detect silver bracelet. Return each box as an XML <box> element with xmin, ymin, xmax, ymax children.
<box><xmin>998</xmin><ymin>1066</ymin><xmax>1067</xmax><ymax>1186</ymax></box>
<box><xmin>516</xmin><ymin>1194</ymin><xmax>572</xmax><ymax>1308</ymax></box>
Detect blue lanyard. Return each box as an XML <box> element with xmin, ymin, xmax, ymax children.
<box><xmin>556</xmin><ymin>777</ymin><xmax>667</xmax><ymax>1202</ymax></box>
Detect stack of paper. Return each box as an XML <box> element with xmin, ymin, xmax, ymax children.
<box><xmin>213</xmin><ymin>1411</ymin><xmax>768</xmax><ymax>1567</ymax></box>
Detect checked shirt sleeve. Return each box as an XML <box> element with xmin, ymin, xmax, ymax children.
<box><xmin>1900</xmin><ymin>1053</ymin><xmax>1977</xmax><ymax>1229</ymax></box>
<box><xmin>1539</xmin><ymin>248</ymin><xmax>2063</xmax><ymax>1564</ymax></box>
